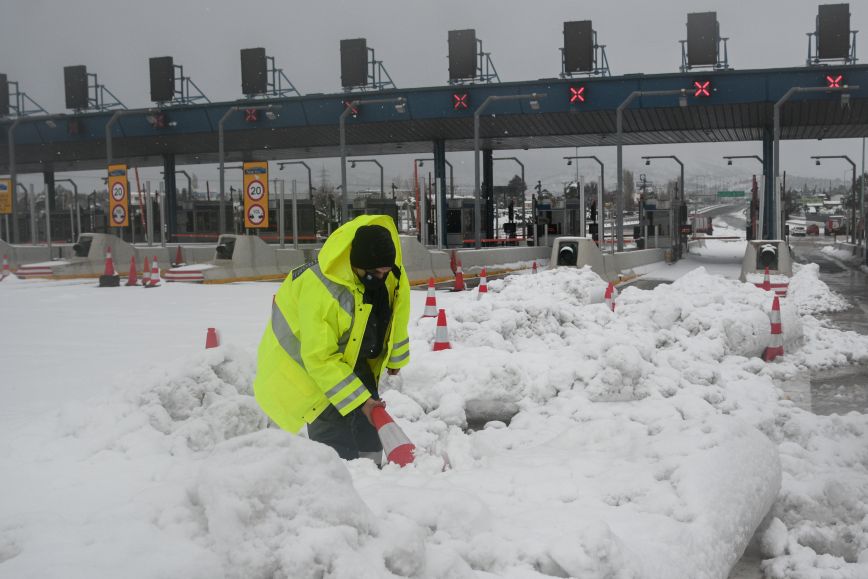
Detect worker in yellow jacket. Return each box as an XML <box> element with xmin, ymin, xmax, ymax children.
<box><xmin>254</xmin><ymin>215</ymin><xmax>411</xmax><ymax>463</ymax></box>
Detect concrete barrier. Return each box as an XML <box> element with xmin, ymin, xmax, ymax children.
<box><xmin>739</xmin><ymin>240</ymin><xmax>793</xmax><ymax>282</ymax></box>
<box><xmin>549</xmin><ymin>236</ymin><xmax>666</xmax><ymax>282</ymax></box>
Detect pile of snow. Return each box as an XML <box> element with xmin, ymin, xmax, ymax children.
<box><xmin>1</xmin><ymin>259</ymin><xmax>867</xmax><ymax>578</ymax></box>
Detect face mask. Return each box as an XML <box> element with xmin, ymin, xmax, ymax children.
<box><xmin>360</xmin><ymin>271</ymin><xmax>387</xmax><ymax>291</ymax></box>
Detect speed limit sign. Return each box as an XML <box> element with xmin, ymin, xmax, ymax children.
<box><xmin>111</xmin><ymin>181</ymin><xmax>126</xmax><ymax>201</ymax></box>
<box><xmin>247</xmin><ymin>180</ymin><xmax>265</xmax><ymax>201</ymax></box>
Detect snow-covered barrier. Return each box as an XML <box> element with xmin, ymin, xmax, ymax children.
<box><xmin>739</xmin><ymin>240</ymin><xmax>793</xmax><ymax>282</ymax></box>
<box><xmin>550</xmin><ymin>235</ymin><xmax>670</xmax><ymax>281</ymax></box>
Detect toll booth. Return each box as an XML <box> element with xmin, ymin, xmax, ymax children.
<box><xmin>182</xmin><ymin>201</ymin><xmax>233</xmax><ymax>240</ymax></box>
<box><xmin>349</xmin><ymin>197</ymin><xmax>399</xmax><ymax>225</ymax></box>
<box><xmin>445</xmin><ymin>198</ymin><xmax>475</xmax><ymax>247</ymax></box>
<box><xmin>531</xmin><ymin>198</ymin><xmax>584</xmax><ymax>246</ymax></box>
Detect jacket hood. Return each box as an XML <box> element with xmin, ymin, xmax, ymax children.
<box><xmin>318</xmin><ymin>215</ymin><xmax>403</xmax><ymax>285</ymax></box>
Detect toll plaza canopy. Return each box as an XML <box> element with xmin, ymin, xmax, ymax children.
<box><xmin>1</xmin><ymin>64</ymin><xmax>867</xmax><ymax>174</ymax></box>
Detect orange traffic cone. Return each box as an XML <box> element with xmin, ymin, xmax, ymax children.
<box><xmin>422</xmin><ymin>277</ymin><xmax>438</xmax><ymax>317</ymax></box>
<box><xmin>173</xmin><ymin>245</ymin><xmax>184</xmax><ymax>267</ymax></box>
<box><xmin>1</xmin><ymin>255</ymin><xmax>10</xmax><ymax>279</ymax></box>
<box><xmin>371</xmin><ymin>406</ymin><xmax>415</xmax><ymax>467</ymax></box>
<box><xmin>604</xmin><ymin>282</ymin><xmax>616</xmax><ymax>311</ymax></box>
<box><xmin>451</xmin><ymin>260</ymin><xmax>466</xmax><ymax>292</ymax></box>
<box><xmin>477</xmin><ymin>267</ymin><xmax>488</xmax><ymax>300</ymax></box>
<box><xmin>763</xmin><ymin>296</ymin><xmax>784</xmax><ymax>362</ymax></box>
<box><xmin>98</xmin><ymin>247</ymin><xmax>120</xmax><ymax>287</ymax></box>
<box><xmin>762</xmin><ymin>267</ymin><xmax>771</xmax><ymax>292</ymax></box>
<box><xmin>433</xmin><ymin>309</ymin><xmax>452</xmax><ymax>351</ymax></box>
<box><xmin>142</xmin><ymin>256</ymin><xmax>151</xmax><ymax>287</ymax></box>
<box><xmin>532</xmin><ymin>260</ymin><xmax>538</xmax><ymax>274</ymax></box>
<box><xmin>205</xmin><ymin>327</ymin><xmax>220</xmax><ymax>349</ymax></box>
<box><xmin>125</xmin><ymin>255</ymin><xmax>138</xmax><ymax>286</ymax></box>
<box><xmin>148</xmin><ymin>256</ymin><xmax>161</xmax><ymax>287</ymax></box>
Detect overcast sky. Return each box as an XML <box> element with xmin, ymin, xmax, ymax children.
<box><xmin>2</xmin><ymin>0</ymin><xmax>866</xmax><ymax>194</ymax></box>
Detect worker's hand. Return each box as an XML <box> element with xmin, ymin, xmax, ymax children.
<box><xmin>386</xmin><ymin>368</ymin><xmax>400</xmax><ymax>376</ymax></box>
<box><xmin>360</xmin><ymin>397</ymin><xmax>386</xmax><ymax>425</ymax></box>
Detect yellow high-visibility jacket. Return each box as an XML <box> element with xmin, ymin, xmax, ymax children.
<box><xmin>254</xmin><ymin>215</ymin><xmax>411</xmax><ymax>432</ymax></box>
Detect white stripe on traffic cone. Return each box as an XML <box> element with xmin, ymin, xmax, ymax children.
<box><xmin>371</xmin><ymin>406</ymin><xmax>415</xmax><ymax>467</ymax></box>
<box><xmin>763</xmin><ymin>296</ymin><xmax>784</xmax><ymax>362</ymax></box>
<box><xmin>422</xmin><ymin>277</ymin><xmax>438</xmax><ymax>317</ymax></box>
<box><xmin>149</xmin><ymin>256</ymin><xmax>161</xmax><ymax>287</ymax></box>
<box><xmin>477</xmin><ymin>267</ymin><xmax>488</xmax><ymax>300</ymax></box>
<box><xmin>433</xmin><ymin>309</ymin><xmax>451</xmax><ymax>351</ymax></box>
<box><xmin>142</xmin><ymin>256</ymin><xmax>151</xmax><ymax>286</ymax></box>
<box><xmin>604</xmin><ymin>282</ymin><xmax>616</xmax><ymax>311</ymax></box>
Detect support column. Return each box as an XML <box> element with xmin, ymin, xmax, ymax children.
<box><xmin>43</xmin><ymin>171</ymin><xmax>55</xmax><ymax>248</ymax></box>
<box><xmin>483</xmin><ymin>148</ymin><xmax>494</xmax><ymax>241</ymax></box>
<box><xmin>432</xmin><ymin>139</ymin><xmax>448</xmax><ymax>248</ymax></box>
<box><xmin>762</xmin><ymin>131</ymin><xmax>774</xmax><ymax>240</ymax></box>
<box><xmin>163</xmin><ymin>154</ymin><xmax>177</xmax><ymax>242</ymax></box>
<box><xmin>43</xmin><ymin>171</ymin><xmax>56</xmax><ymax>212</ymax></box>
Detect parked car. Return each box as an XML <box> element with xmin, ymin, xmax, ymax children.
<box><xmin>806</xmin><ymin>223</ymin><xmax>820</xmax><ymax>235</ymax></box>
<box><xmin>787</xmin><ymin>222</ymin><xmax>807</xmax><ymax>236</ymax></box>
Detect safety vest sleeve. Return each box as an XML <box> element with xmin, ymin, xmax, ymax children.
<box><xmin>385</xmin><ymin>265</ymin><xmax>411</xmax><ymax>370</ymax></box>
<box><xmin>296</xmin><ymin>273</ymin><xmax>371</xmax><ymax>417</ymax></box>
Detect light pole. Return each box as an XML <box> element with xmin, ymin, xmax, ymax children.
<box><xmin>415</xmin><ymin>158</ymin><xmax>454</xmax><ymax>198</ymax></box>
<box><xmin>724</xmin><ymin>155</ymin><xmax>764</xmax><ymax>239</ymax></box>
<box><xmin>474</xmin><ymin>93</ymin><xmax>546</xmax><ymax>248</ymax></box>
<box><xmin>774</xmin><ymin>85</ymin><xmax>858</xmax><ymax>239</ymax></box>
<box><xmin>642</xmin><ymin>155</ymin><xmax>684</xmax><ymax>258</ymax></box>
<box><xmin>54</xmin><ymin>178</ymin><xmax>80</xmax><ymax>241</ymax></box>
<box><xmin>811</xmin><ymin>155</ymin><xmax>857</xmax><ymax>244</ymax></box>
<box><xmin>617</xmin><ymin>89</ymin><xmax>687</xmax><ymax>251</ymax></box>
<box><xmin>348</xmin><ymin>159</ymin><xmax>384</xmax><ymax>201</ymax></box>
<box><xmin>175</xmin><ymin>170</ymin><xmax>193</xmax><ymax>201</ymax></box>
<box><xmin>106</xmin><ymin>108</ymin><xmax>155</xmax><ymax>166</ymax></box>
<box><xmin>277</xmin><ymin>161</ymin><xmax>314</xmax><ymax>198</ymax></box>
<box><xmin>340</xmin><ymin>97</ymin><xmax>407</xmax><ymax>224</ymax></box>
<box><xmin>564</xmin><ymin>156</ymin><xmax>605</xmax><ymax>249</ymax></box>
<box><xmin>218</xmin><ymin>104</ymin><xmax>281</xmax><ymax>235</ymax></box>
<box><xmin>493</xmin><ymin>157</ymin><xmax>525</xmax><ymax>240</ymax></box>
<box><xmin>7</xmin><ymin>113</ymin><xmax>67</xmax><ymax>243</ymax></box>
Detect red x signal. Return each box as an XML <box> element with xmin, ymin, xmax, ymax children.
<box><xmin>826</xmin><ymin>74</ymin><xmax>843</xmax><ymax>88</ymax></box>
<box><xmin>244</xmin><ymin>109</ymin><xmax>258</xmax><ymax>122</ymax></box>
<box><xmin>343</xmin><ymin>100</ymin><xmax>359</xmax><ymax>117</ymax></box>
<box><xmin>452</xmin><ymin>92</ymin><xmax>469</xmax><ymax>110</ymax></box>
<box><xmin>693</xmin><ymin>81</ymin><xmax>711</xmax><ymax>97</ymax></box>
<box><xmin>569</xmin><ymin>86</ymin><xmax>586</xmax><ymax>103</ymax></box>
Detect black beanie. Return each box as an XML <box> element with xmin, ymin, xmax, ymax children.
<box><xmin>350</xmin><ymin>225</ymin><xmax>396</xmax><ymax>270</ymax></box>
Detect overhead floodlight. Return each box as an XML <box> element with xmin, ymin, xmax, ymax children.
<box><xmin>815</xmin><ymin>158</ymin><xmax>822</xmax><ymax>165</ymax></box>
<box><xmin>529</xmin><ymin>97</ymin><xmax>540</xmax><ymax>110</ymax></box>
<box><xmin>566</xmin><ymin>159</ymin><xmax>572</xmax><ymax>166</ymax></box>
<box><xmin>727</xmin><ymin>159</ymin><xmax>733</xmax><ymax>165</ymax></box>
<box><xmin>679</xmin><ymin>94</ymin><xmax>688</xmax><ymax>107</ymax></box>
<box><xmin>45</xmin><ymin>119</ymin><xmax>57</xmax><ymax>128</ymax></box>
<box><xmin>265</xmin><ymin>110</ymin><xmax>277</xmax><ymax>120</ymax></box>
<box><xmin>351</xmin><ymin>161</ymin><xmax>356</xmax><ymax>168</ymax></box>
<box><xmin>841</xmin><ymin>92</ymin><xmax>851</xmax><ymax>107</ymax></box>
<box><xmin>394</xmin><ymin>98</ymin><xmax>406</xmax><ymax>113</ymax></box>
<box><xmin>645</xmin><ymin>159</ymin><xmax>651</xmax><ymax>165</ymax></box>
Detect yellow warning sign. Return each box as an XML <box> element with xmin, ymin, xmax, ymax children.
<box><xmin>0</xmin><ymin>179</ymin><xmax>11</xmax><ymax>215</ymax></box>
<box><xmin>243</xmin><ymin>161</ymin><xmax>269</xmax><ymax>228</ymax></box>
<box><xmin>107</xmin><ymin>164</ymin><xmax>129</xmax><ymax>228</ymax></box>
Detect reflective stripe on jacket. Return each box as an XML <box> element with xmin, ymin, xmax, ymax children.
<box><xmin>254</xmin><ymin>215</ymin><xmax>411</xmax><ymax>432</ymax></box>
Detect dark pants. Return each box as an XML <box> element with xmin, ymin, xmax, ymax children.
<box><xmin>308</xmin><ymin>403</ymin><xmax>382</xmax><ymax>461</ymax></box>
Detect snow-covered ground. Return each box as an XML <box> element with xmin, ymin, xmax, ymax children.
<box><xmin>1</xmin><ymin>230</ymin><xmax>867</xmax><ymax>578</ymax></box>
